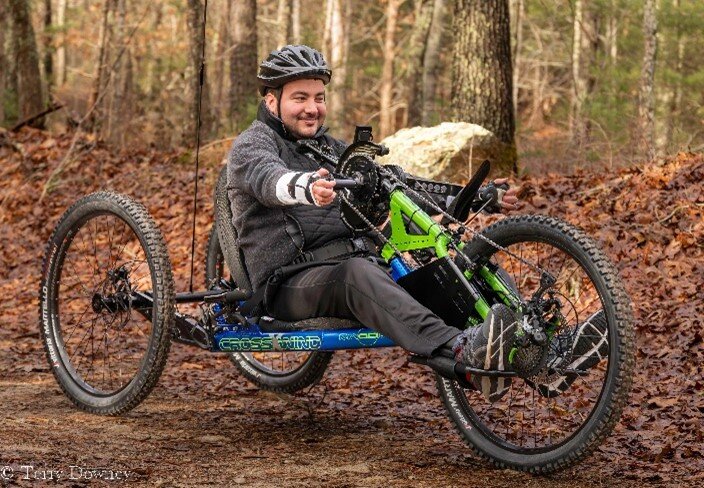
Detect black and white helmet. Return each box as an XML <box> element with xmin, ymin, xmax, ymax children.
<box><xmin>258</xmin><ymin>45</ymin><xmax>332</xmax><ymax>96</ymax></box>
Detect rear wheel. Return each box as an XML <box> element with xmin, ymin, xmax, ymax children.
<box><xmin>438</xmin><ymin>215</ymin><xmax>634</xmax><ymax>473</ymax></box>
<box><xmin>205</xmin><ymin>225</ymin><xmax>332</xmax><ymax>393</ymax></box>
<box><xmin>39</xmin><ymin>192</ymin><xmax>174</xmax><ymax>414</ymax></box>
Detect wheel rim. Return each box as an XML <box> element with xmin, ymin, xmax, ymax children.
<box><xmin>50</xmin><ymin>211</ymin><xmax>155</xmax><ymax>396</ymax></box>
<box><xmin>458</xmin><ymin>234</ymin><xmax>612</xmax><ymax>453</ymax></box>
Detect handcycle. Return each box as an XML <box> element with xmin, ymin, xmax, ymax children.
<box><xmin>39</xmin><ymin>126</ymin><xmax>634</xmax><ymax>473</ymax></box>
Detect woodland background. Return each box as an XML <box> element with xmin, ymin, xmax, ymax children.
<box><xmin>1</xmin><ymin>0</ymin><xmax>703</xmax><ymax>485</ymax></box>
<box><xmin>2</xmin><ymin>0</ymin><xmax>704</xmax><ymax>173</ymax></box>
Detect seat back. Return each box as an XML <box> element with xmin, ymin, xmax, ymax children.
<box><xmin>214</xmin><ymin>165</ymin><xmax>253</xmax><ymax>293</ymax></box>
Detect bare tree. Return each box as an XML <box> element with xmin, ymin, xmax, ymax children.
<box><xmin>637</xmin><ymin>0</ymin><xmax>658</xmax><ymax>161</ymax></box>
<box><xmin>88</xmin><ymin>0</ymin><xmax>114</xmax><ymax>133</ymax></box>
<box><xmin>511</xmin><ymin>0</ymin><xmax>524</xmax><ymax>120</ymax></box>
<box><xmin>186</xmin><ymin>0</ymin><xmax>213</xmax><ymax>142</ymax></box>
<box><xmin>212</xmin><ymin>0</ymin><xmax>231</xmax><ymax>130</ymax></box>
<box><xmin>666</xmin><ymin>0</ymin><xmax>684</xmax><ymax>148</ymax></box>
<box><xmin>56</xmin><ymin>0</ymin><xmax>67</xmax><ymax>86</ymax></box>
<box><xmin>291</xmin><ymin>0</ymin><xmax>301</xmax><ymax>44</ymax></box>
<box><xmin>406</xmin><ymin>0</ymin><xmax>434</xmax><ymax>127</ymax></box>
<box><xmin>229</xmin><ymin>0</ymin><xmax>258</xmax><ymax>131</ymax></box>
<box><xmin>42</xmin><ymin>0</ymin><xmax>53</xmax><ymax>90</ymax></box>
<box><xmin>569</xmin><ymin>0</ymin><xmax>586</xmax><ymax>146</ymax></box>
<box><xmin>380</xmin><ymin>0</ymin><xmax>401</xmax><ymax>138</ymax></box>
<box><xmin>9</xmin><ymin>0</ymin><xmax>46</xmax><ymax>128</ymax></box>
<box><xmin>276</xmin><ymin>0</ymin><xmax>292</xmax><ymax>48</ymax></box>
<box><xmin>451</xmin><ymin>0</ymin><xmax>516</xmax><ymax>172</ymax></box>
<box><xmin>422</xmin><ymin>0</ymin><xmax>444</xmax><ymax>126</ymax></box>
<box><xmin>323</xmin><ymin>0</ymin><xmax>349</xmax><ymax>133</ymax></box>
<box><xmin>0</xmin><ymin>1</ymin><xmax>8</xmax><ymax>125</ymax></box>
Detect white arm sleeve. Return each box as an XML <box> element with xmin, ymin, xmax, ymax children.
<box><xmin>275</xmin><ymin>171</ymin><xmax>317</xmax><ymax>205</ymax></box>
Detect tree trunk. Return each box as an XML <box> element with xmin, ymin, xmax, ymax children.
<box><xmin>380</xmin><ymin>0</ymin><xmax>400</xmax><ymax>139</ymax></box>
<box><xmin>9</xmin><ymin>0</ymin><xmax>45</xmax><ymax>129</ymax></box>
<box><xmin>0</xmin><ymin>1</ymin><xmax>8</xmax><ymax>125</ymax></box>
<box><xmin>422</xmin><ymin>0</ymin><xmax>444</xmax><ymax>126</ymax></box>
<box><xmin>323</xmin><ymin>0</ymin><xmax>348</xmax><ymax>133</ymax></box>
<box><xmin>637</xmin><ymin>0</ymin><xmax>657</xmax><ymax>161</ymax></box>
<box><xmin>229</xmin><ymin>0</ymin><xmax>258</xmax><ymax>132</ymax></box>
<box><xmin>605</xmin><ymin>2</ymin><xmax>618</xmax><ymax>102</ymax></box>
<box><xmin>666</xmin><ymin>0</ymin><xmax>683</xmax><ymax>149</ymax></box>
<box><xmin>291</xmin><ymin>0</ymin><xmax>301</xmax><ymax>44</ymax></box>
<box><xmin>56</xmin><ymin>0</ymin><xmax>67</xmax><ymax>86</ymax></box>
<box><xmin>451</xmin><ymin>0</ymin><xmax>516</xmax><ymax>173</ymax></box>
<box><xmin>43</xmin><ymin>0</ymin><xmax>53</xmax><ymax>91</ymax></box>
<box><xmin>511</xmin><ymin>0</ymin><xmax>524</xmax><ymax>121</ymax></box>
<box><xmin>276</xmin><ymin>0</ymin><xmax>292</xmax><ymax>48</ymax></box>
<box><xmin>106</xmin><ymin>0</ymin><xmax>127</xmax><ymax>146</ymax></box>
<box><xmin>569</xmin><ymin>0</ymin><xmax>586</xmax><ymax>146</ymax></box>
<box><xmin>212</xmin><ymin>0</ymin><xmax>231</xmax><ymax>132</ymax></box>
<box><xmin>406</xmin><ymin>0</ymin><xmax>434</xmax><ymax>127</ymax></box>
<box><xmin>88</xmin><ymin>0</ymin><xmax>114</xmax><ymax>132</ymax></box>
<box><xmin>186</xmin><ymin>0</ymin><xmax>213</xmax><ymax>143</ymax></box>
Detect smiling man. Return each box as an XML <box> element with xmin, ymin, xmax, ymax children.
<box><xmin>226</xmin><ymin>45</ymin><xmax>528</xmax><ymax>402</ymax></box>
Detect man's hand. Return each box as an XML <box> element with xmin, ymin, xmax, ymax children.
<box><xmin>493</xmin><ymin>178</ymin><xmax>519</xmax><ymax>212</ymax></box>
<box><xmin>311</xmin><ymin>168</ymin><xmax>336</xmax><ymax>206</ymax></box>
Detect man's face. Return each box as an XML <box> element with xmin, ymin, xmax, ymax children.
<box><xmin>265</xmin><ymin>78</ymin><xmax>327</xmax><ymax>139</ymax></box>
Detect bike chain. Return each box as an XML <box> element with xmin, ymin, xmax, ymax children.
<box><xmin>338</xmin><ymin>192</ymin><xmax>418</xmax><ymax>267</ymax></box>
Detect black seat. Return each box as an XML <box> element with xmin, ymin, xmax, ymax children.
<box><xmin>214</xmin><ymin>166</ymin><xmax>362</xmax><ymax>331</ymax></box>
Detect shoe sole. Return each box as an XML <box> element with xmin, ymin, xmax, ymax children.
<box><xmin>471</xmin><ymin>305</ymin><xmax>519</xmax><ymax>402</ymax></box>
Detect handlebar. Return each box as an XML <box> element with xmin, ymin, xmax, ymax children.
<box><xmin>332</xmin><ymin>178</ymin><xmax>360</xmax><ymax>189</ymax></box>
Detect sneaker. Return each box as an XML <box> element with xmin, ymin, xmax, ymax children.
<box><xmin>528</xmin><ymin>309</ymin><xmax>609</xmax><ymax>398</ymax></box>
<box><xmin>453</xmin><ymin>303</ymin><xmax>519</xmax><ymax>402</ymax></box>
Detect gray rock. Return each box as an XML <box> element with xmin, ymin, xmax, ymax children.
<box><xmin>378</xmin><ymin>122</ymin><xmax>514</xmax><ymax>182</ymax></box>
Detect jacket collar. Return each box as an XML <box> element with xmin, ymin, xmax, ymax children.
<box><xmin>256</xmin><ymin>101</ymin><xmax>328</xmax><ymax>141</ymax></box>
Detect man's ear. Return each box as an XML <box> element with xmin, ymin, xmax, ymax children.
<box><xmin>264</xmin><ymin>91</ymin><xmax>278</xmax><ymax>116</ymax></box>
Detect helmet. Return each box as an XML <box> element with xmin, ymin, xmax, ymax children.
<box><xmin>257</xmin><ymin>45</ymin><xmax>332</xmax><ymax>96</ymax></box>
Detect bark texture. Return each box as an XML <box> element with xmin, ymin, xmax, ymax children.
<box><xmin>323</xmin><ymin>0</ymin><xmax>349</xmax><ymax>133</ymax></box>
<box><xmin>422</xmin><ymin>0</ymin><xmax>444</xmax><ymax>126</ymax></box>
<box><xmin>406</xmin><ymin>0</ymin><xmax>435</xmax><ymax>127</ymax></box>
<box><xmin>56</xmin><ymin>0</ymin><xmax>67</xmax><ymax>86</ymax></box>
<box><xmin>638</xmin><ymin>0</ymin><xmax>658</xmax><ymax>161</ymax></box>
<box><xmin>0</xmin><ymin>1</ymin><xmax>7</xmax><ymax>125</ymax></box>
<box><xmin>450</xmin><ymin>0</ymin><xmax>515</xmax><ymax>173</ymax></box>
<box><xmin>43</xmin><ymin>0</ymin><xmax>53</xmax><ymax>90</ymax></box>
<box><xmin>380</xmin><ymin>0</ymin><xmax>400</xmax><ymax>139</ymax></box>
<box><xmin>229</xmin><ymin>0</ymin><xmax>258</xmax><ymax>131</ymax></box>
<box><xmin>276</xmin><ymin>0</ymin><xmax>292</xmax><ymax>47</ymax></box>
<box><xmin>9</xmin><ymin>0</ymin><xmax>45</xmax><ymax>128</ymax></box>
<box><xmin>186</xmin><ymin>0</ymin><xmax>212</xmax><ymax>142</ymax></box>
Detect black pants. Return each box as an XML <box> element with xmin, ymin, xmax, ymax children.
<box><xmin>267</xmin><ymin>257</ymin><xmax>459</xmax><ymax>356</ymax></box>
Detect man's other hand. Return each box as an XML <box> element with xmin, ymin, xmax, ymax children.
<box><xmin>493</xmin><ymin>178</ymin><xmax>519</xmax><ymax>212</ymax></box>
<box><xmin>311</xmin><ymin>168</ymin><xmax>336</xmax><ymax>206</ymax></box>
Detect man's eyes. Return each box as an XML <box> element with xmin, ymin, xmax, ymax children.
<box><xmin>292</xmin><ymin>97</ymin><xmax>325</xmax><ymax>102</ymax></box>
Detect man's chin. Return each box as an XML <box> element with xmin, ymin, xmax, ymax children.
<box><xmin>286</xmin><ymin>121</ymin><xmax>321</xmax><ymax>139</ymax></box>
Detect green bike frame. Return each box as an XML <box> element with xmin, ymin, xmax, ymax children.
<box><xmin>380</xmin><ymin>189</ymin><xmax>521</xmax><ymax>326</ymax></box>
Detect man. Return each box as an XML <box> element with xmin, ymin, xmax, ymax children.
<box><xmin>227</xmin><ymin>45</ymin><xmax>565</xmax><ymax>403</ymax></box>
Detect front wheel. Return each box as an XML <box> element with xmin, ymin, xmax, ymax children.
<box><xmin>438</xmin><ymin>215</ymin><xmax>634</xmax><ymax>473</ymax></box>
<box><xmin>39</xmin><ymin>192</ymin><xmax>174</xmax><ymax>415</ymax></box>
<box><xmin>205</xmin><ymin>225</ymin><xmax>332</xmax><ymax>393</ymax></box>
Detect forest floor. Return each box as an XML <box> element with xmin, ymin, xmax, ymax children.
<box><xmin>0</xmin><ymin>127</ymin><xmax>702</xmax><ymax>487</ymax></box>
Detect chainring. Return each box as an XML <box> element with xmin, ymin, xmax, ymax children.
<box><xmin>337</xmin><ymin>152</ymin><xmax>388</xmax><ymax>232</ymax></box>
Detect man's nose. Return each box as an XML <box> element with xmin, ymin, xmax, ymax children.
<box><xmin>303</xmin><ymin>100</ymin><xmax>318</xmax><ymax>114</ymax></box>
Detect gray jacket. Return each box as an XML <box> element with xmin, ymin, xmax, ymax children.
<box><xmin>227</xmin><ymin>103</ymin><xmax>351</xmax><ymax>290</ymax></box>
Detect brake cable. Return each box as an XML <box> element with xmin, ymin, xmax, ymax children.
<box><xmin>188</xmin><ymin>0</ymin><xmax>209</xmax><ymax>293</ymax></box>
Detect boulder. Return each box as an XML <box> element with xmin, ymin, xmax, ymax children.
<box><xmin>378</xmin><ymin>122</ymin><xmax>515</xmax><ymax>183</ymax></box>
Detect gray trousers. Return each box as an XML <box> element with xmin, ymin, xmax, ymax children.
<box><xmin>267</xmin><ymin>257</ymin><xmax>459</xmax><ymax>356</ymax></box>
